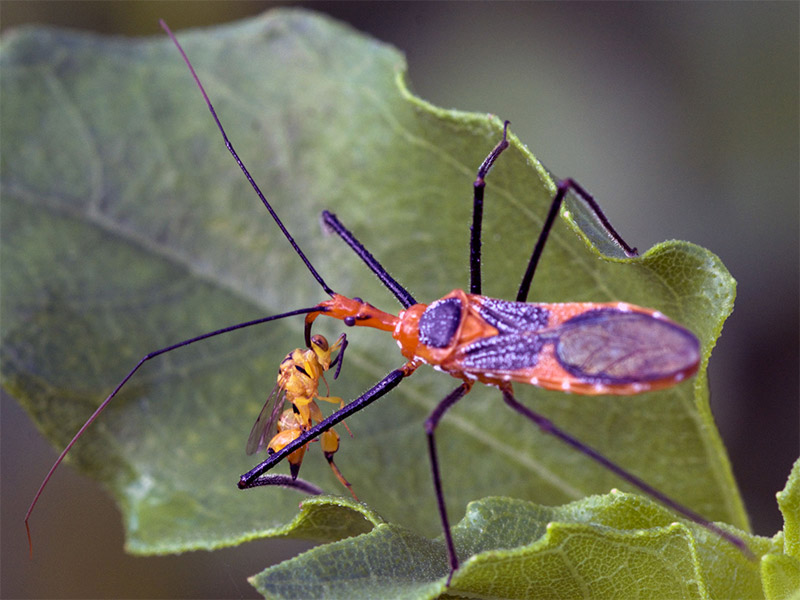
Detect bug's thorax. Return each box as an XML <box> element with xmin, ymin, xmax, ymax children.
<box><xmin>393</xmin><ymin>290</ymin><xmax>500</xmax><ymax>369</ymax></box>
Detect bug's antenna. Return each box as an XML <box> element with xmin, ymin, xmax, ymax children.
<box><xmin>24</xmin><ymin>305</ymin><xmax>325</xmax><ymax>555</ymax></box>
<box><xmin>160</xmin><ymin>20</ymin><xmax>335</xmax><ymax>298</ymax></box>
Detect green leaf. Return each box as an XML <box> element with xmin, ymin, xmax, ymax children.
<box><xmin>761</xmin><ymin>458</ymin><xmax>800</xmax><ymax>600</ymax></box>
<box><xmin>762</xmin><ymin>553</ymin><xmax>800</xmax><ymax>600</ymax></box>
<box><xmin>2</xmin><ymin>6</ymin><xmax>747</xmax><ymax>589</ymax></box>
<box><xmin>252</xmin><ymin>494</ymin><xmax>769</xmax><ymax>600</ymax></box>
<box><xmin>777</xmin><ymin>458</ymin><xmax>800</xmax><ymax>560</ymax></box>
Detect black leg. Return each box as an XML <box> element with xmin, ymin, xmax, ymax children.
<box><xmin>470</xmin><ymin>121</ymin><xmax>510</xmax><ymax>295</ymax></box>
<box><xmin>425</xmin><ymin>382</ymin><xmax>472</xmax><ymax>586</ymax></box>
<box><xmin>239</xmin><ymin>367</ymin><xmax>410</xmax><ymax>488</ymax></box>
<box><xmin>516</xmin><ymin>178</ymin><xmax>638</xmax><ymax>302</ymax></box>
<box><xmin>500</xmin><ymin>388</ymin><xmax>752</xmax><ymax>557</ymax></box>
<box><xmin>241</xmin><ymin>474</ymin><xmax>325</xmax><ymax>496</ymax></box>
<box><xmin>321</xmin><ymin>211</ymin><xmax>417</xmax><ymax>309</ymax></box>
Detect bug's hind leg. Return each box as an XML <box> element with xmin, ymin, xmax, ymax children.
<box><xmin>500</xmin><ymin>387</ymin><xmax>752</xmax><ymax>557</ymax></box>
<box><xmin>516</xmin><ymin>178</ymin><xmax>638</xmax><ymax>302</ymax></box>
<box><xmin>424</xmin><ymin>381</ymin><xmax>473</xmax><ymax>586</ymax></box>
<box><xmin>470</xmin><ymin>121</ymin><xmax>510</xmax><ymax>295</ymax></box>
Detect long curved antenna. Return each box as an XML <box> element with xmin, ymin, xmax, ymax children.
<box><xmin>25</xmin><ymin>305</ymin><xmax>324</xmax><ymax>554</ymax></box>
<box><xmin>160</xmin><ymin>20</ymin><xmax>335</xmax><ymax>298</ymax></box>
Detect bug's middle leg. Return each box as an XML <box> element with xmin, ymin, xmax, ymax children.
<box><xmin>424</xmin><ymin>380</ymin><xmax>473</xmax><ymax>586</ymax></box>
<box><xmin>470</xmin><ymin>121</ymin><xmax>510</xmax><ymax>296</ymax></box>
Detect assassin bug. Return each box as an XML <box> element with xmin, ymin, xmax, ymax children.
<box><xmin>246</xmin><ymin>333</ymin><xmax>359</xmax><ymax>501</ymax></box>
<box><xmin>23</xmin><ymin>19</ymin><xmax>751</xmax><ymax>586</ymax></box>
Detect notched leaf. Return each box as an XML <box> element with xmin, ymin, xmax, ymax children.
<box><xmin>251</xmin><ymin>494</ymin><xmax>768</xmax><ymax>600</ymax></box>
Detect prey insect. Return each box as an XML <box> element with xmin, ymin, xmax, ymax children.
<box><xmin>23</xmin><ymin>19</ymin><xmax>751</xmax><ymax>587</ymax></box>
<box><xmin>246</xmin><ymin>333</ymin><xmax>359</xmax><ymax>501</ymax></box>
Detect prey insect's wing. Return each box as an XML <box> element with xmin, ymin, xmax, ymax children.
<box><xmin>246</xmin><ymin>380</ymin><xmax>288</xmax><ymax>456</ymax></box>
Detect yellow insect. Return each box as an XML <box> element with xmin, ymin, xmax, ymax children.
<box><xmin>246</xmin><ymin>333</ymin><xmax>357</xmax><ymax>500</ymax></box>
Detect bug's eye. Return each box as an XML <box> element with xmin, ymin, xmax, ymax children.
<box><xmin>419</xmin><ymin>297</ymin><xmax>462</xmax><ymax>348</ymax></box>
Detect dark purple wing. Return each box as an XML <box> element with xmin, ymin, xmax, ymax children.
<box><xmin>553</xmin><ymin>309</ymin><xmax>700</xmax><ymax>383</ymax></box>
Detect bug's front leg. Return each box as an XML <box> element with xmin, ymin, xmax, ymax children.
<box><xmin>239</xmin><ymin>474</ymin><xmax>324</xmax><ymax>496</ymax></box>
<box><xmin>239</xmin><ymin>367</ymin><xmax>410</xmax><ymax>489</ymax></box>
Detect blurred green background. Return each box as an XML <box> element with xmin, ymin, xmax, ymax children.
<box><xmin>2</xmin><ymin>2</ymin><xmax>797</xmax><ymax>598</ymax></box>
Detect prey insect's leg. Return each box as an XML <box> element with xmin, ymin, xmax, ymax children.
<box><xmin>321</xmin><ymin>211</ymin><xmax>416</xmax><ymax>309</ymax></box>
<box><xmin>470</xmin><ymin>121</ymin><xmax>510</xmax><ymax>295</ymax></box>
<box><xmin>424</xmin><ymin>381</ymin><xmax>472</xmax><ymax>586</ymax></box>
<box><xmin>516</xmin><ymin>178</ymin><xmax>638</xmax><ymax>302</ymax></box>
<box><xmin>500</xmin><ymin>389</ymin><xmax>753</xmax><ymax>557</ymax></box>
<box><xmin>320</xmin><ymin>429</ymin><xmax>359</xmax><ymax>501</ymax></box>
<box><xmin>239</xmin><ymin>366</ymin><xmax>413</xmax><ymax>488</ymax></box>
<box><xmin>242</xmin><ymin>474</ymin><xmax>325</xmax><ymax>496</ymax></box>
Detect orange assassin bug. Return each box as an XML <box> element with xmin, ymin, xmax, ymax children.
<box><xmin>23</xmin><ymin>20</ymin><xmax>751</xmax><ymax>587</ymax></box>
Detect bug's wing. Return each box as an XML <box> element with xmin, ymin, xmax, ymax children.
<box><xmin>245</xmin><ymin>380</ymin><xmax>287</xmax><ymax>456</ymax></box>
<box><xmin>457</xmin><ymin>307</ymin><xmax>699</xmax><ymax>393</ymax></box>
<box><xmin>552</xmin><ymin>309</ymin><xmax>700</xmax><ymax>383</ymax></box>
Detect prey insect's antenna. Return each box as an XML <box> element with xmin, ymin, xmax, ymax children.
<box><xmin>516</xmin><ymin>178</ymin><xmax>638</xmax><ymax>302</ymax></box>
<box><xmin>159</xmin><ymin>20</ymin><xmax>335</xmax><ymax>298</ymax></box>
<box><xmin>24</xmin><ymin>305</ymin><xmax>324</xmax><ymax>554</ymax></box>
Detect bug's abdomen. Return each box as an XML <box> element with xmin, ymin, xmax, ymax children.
<box><xmin>455</xmin><ymin>302</ymin><xmax>701</xmax><ymax>395</ymax></box>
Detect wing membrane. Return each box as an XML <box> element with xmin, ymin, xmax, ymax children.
<box><xmin>246</xmin><ymin>380</ymin><xmax>287</xmax><ymax>455</ymax></box>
